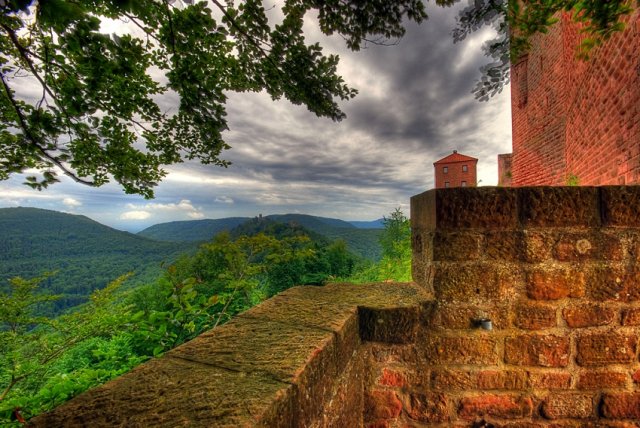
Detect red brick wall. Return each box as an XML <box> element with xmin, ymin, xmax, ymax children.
<box><xmin>563</xmin><ymin>11</ymin><xmax>640</xmax><ymax>185</ymax></box>
<box><xmin>510</xmin><ymin>9</ymin><xmax>640</xmax><ymax>186</ymax></box>
<box><xmin>365</xmin><ymin>186</ymin><xmax>640</xmax><ymax>426</ymax></box>
<box><xmin>511</xmin><ymin>19</ymin><xmax>567</xmax><ymax>186</ymax></box>
<box><xmin>434</xmin><ymin>161</ymin><xmax>477</xmax><ymax>188</ymax></box>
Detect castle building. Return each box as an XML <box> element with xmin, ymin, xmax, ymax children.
<box><xmin>501</xmin><ymin>8</ymin><xmax>639</xmax><ymax>186</ymax></box>
<box><xmin>434</xmin><ymin>150</ymin><xmax>478</xmax><ymax>188</ymax></box>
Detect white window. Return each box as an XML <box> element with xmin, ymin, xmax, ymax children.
<box><xmin>443</xmin><ymin>166</ymin><xmax>448</xmax><ymax>174</ymax></box>
<box><xmin>444</xmin><ymin>182</ymin><xmax>450</xmax><ymax>188</ymax></box>
<box><xmin>462</xmin><ymin>165</ymin><xmax>468</xmax><ymax>172</ymax></box>
<box><xmin>461</xmin><ymin>181</ymin><xmax>467</xmax><ymax>187</ymax></box>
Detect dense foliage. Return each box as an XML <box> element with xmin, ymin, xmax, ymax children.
<box><xmin>349</xmin><ymin>208</ymin><xmax>411</xmax><ymax>283</ymax></box>
<box><xmin>2</xmin><ymin>0</ymin><xmax>632</xmax><ymax>195</ymax></box>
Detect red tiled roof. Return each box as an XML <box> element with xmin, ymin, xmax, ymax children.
<box><xmin>433</xmin><ymin>151</ymin><xmax>478</xmax><ymax>165</ymax></box>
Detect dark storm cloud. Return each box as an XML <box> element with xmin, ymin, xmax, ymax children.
<box><xmin>338</xmin><ymin>6</ymin><xmax>496</xmax><ymax>153</ymax></box>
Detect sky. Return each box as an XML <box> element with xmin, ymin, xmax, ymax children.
<box><xmin>0</xmin><ymin>1</ymin><xmax>512</xmax><ymax>232</ymax></box>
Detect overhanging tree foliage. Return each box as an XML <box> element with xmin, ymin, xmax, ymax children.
<box><xmin>1</xmin><ymin>0</ymin><xmax>634</xmax><ymax>196</ymax></box>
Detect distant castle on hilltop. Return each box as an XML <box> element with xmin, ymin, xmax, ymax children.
<box><xmin>499</xmin><ymin>8</ymin><xmax>639</xmax><ymax>186</ymax></box>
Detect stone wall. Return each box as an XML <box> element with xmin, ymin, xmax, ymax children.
<box><xmin>31</xmin><ymin>186</ymin><xmax>640</xmax><ymax>427</ymax></box>
<box><xmin>29</xmin><ymin>283</ymin><xmax>429</xmax><ymax>427</ymax></box>
<box><xmin>376</xmin><ymin>186</ymin><xmax>640</xmax><ymax>426</ymax></box>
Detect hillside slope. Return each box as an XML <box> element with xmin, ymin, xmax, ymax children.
<box><xmin>138</xmin><ymin>217</ymin><xmax>249</xmax><ymax>242</ymax></box>
<box><xmin>0</xmin><ymin>207</ymin><xmax>193</xmax><ymax>313</ymax></box>
<box><xmin>139</xmin><ymin>213</ymin><xmax>383</xmax><ymax>260</ymax></box>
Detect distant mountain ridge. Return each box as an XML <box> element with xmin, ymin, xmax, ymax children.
<box><xmin>138</xmin><ymin>213</ymin><xmax>383</xmax><ymax>260</ymax></box>
<box><xmin>138</xmin><ymin>217</ymin><xmax>249</xmax><ymax>242</ymax></box>
<box><xmin>349</xmin><ymin>219</ymin><xmax>384</xmax><ymax>229</ymax></box>
<box><xmin>0</xmin><ymin>207</ymin><xmax>194</xmax><ymax>314</ymax></box>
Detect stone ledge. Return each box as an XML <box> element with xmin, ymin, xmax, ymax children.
<box><xmin>29</xmin><ymin>282</ymin><xmax>431</xmax><ymax>428</ymax></box>
<box><xmin>411</xmin><ymin>186</ymin><xmax>640</xmax><ymax>231</ymax></box>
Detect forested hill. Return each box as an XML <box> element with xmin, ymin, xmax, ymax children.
<box><xmin>0</xmin><ymin>207</ymin><xmax>194</xmax><ymax>313</ymax></box>
<box><xmin>138</xmin><ymin>213</ymin><xmax>384</xmax><ymax>261</ymax></box>
<box><xmin>138</xmin><ymin>217</ymin><xmax>249</xmax><ymax>242</ymax></box>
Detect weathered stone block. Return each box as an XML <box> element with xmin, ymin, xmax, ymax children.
<box><xmin>541</xmin><ymin>393</ymin><xmax>594</xmax><ymax>419</ymax></box>
<box><xmin>601</xmin><ymin>186</ymin><xmax>640</xmax><ymax>226</ymax></box>
<box><xmin>430</xmin><ymin>369</ymin><xmax>477</xmax><ymax>390</ymax></box>
<box><xmin>562</xmin><ymin>304</ymin><xmax>616</xmax><ymax>328</ymax></box>
<box><xmin>410</xmin><ymin>187</ymin><xmax>518</xmax><ymax>231</ymax></box>
<box><xmin>359</xmin><ymin>306</ymin><xmax>419</xmax><ymax>344</ymax></box>
<box><xmin>424</xmin><ymin>336</ymin><xmax>499</xmax><ymax>365</ymax></box>
<box><xmin>458</xmin><ymin>394</ymin><xmax>533</xmax><ymax>419</ymax></box>
<box><xmin>434</xmin><ymin>262</ymin><xmax>520</xmax><ymax>303</ymax></box>
<box><xmin>378</xmin><ymin>368</ymin><xmax>406</xmax><ymax>388</ymax></box>
<box><xmin>504</xmin><ymin>335</ymin><xmax>570</xmax><ymax>367</ymax></box>
<box><xmin>411</xmin><ymin>259</ymin><xmax>435</xmax><ymax>293</ymax></box>
<box><xmin>621</xmin><ymin>308</ymin><xmax>640</xmax><ymax>326</ymax></box>
<box><xmin>484</xmin><ymin>231</ymin><xmax>526</xmax><ymax>261</ymax></box>
<box><xmin>432</xmin><ymin>231</ymin><xmax>482</xmax><ymax>261</ymax></box>
<box><xmin>526</xmin><ymin>266</ymin><xmax>586</xmax><ymax>300</ymax></box>
<box><xmin>553</xmin><ymin>232</ymin><xmax>624</xmax><ymax>261</ymax></box>
<box><xmin>528</xmin><ymin>371</ymin><xmax>572</xmax><ymax>389</ymax></box>
<box><xmin>427</xmin><ymin>303</ymin><xmax>510</xmax><ymax>330</ymax></box>
<box><xmin>477</xmin><ymin>370</ymin><xmax>529</xmax><ymax>390</ymax></box>
<box><xmin>589</xmin><ymin>266</ymin><xmax>640</xmax><ymax>302</ymax></box>
<box><xmin>404</xmin><ymin>392</ymin><xmax>449</xmax><ymax>423</ymax></box>
<box><xmin>321</xmin><ymin>347</ymin><xmax>365</xmax><ymax>428</ymax></box>
<box><xmin>576</xmin><ymin>333</ymin><xmax>638</xmax><ymax>366</ymax></box>
<box><xmin>576</xmin><ymin>371</ymin><xmax>628</xmax><ymax>389</ymax></box>
<box><xmin>519</xmin><ymin>186</ymin><xmax>600</xmax><ymax>228</ymax></box>
<box><xmin>514</xmin><ymin>302</ymin><xmax>557</xmax><ymax>329</ymax></box>
<box><xmin>30</xmin><ymin>357</ymin><xmax>297</xmax><ymax>427</ymax></box>
<box><xmin>364</xmin><ymin>389</ymin><xmax>402</xmax><ymax>420</ymax></box>
<box><xmin>365</xmin><ymin>343</ymin><xmax>418</xmax><ymax>365</ymax></box>
<box><xmin>600</xmin><ymin>392</ymin><xmax>640</xmax><ymax>418</ymax></box>
<box><xmin>524</xmin><ymin>231</ymin><xmax>555</xmax><ymax>263</ymax></box>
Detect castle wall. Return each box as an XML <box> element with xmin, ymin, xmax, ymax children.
<box><xmin>384</xmin><ymin>186</ymin><xmax>640</xmax><ymax>426</ymax></box>
<box><xmin>510</xmin><ymin>10</ymin><xmax>640</xmax><ymax>186</ymax></box>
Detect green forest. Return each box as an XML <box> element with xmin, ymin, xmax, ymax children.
<box><xmin>0</xmin><ymin>208</ymin><xmax>410</xmax><ymax>425</ymax></box>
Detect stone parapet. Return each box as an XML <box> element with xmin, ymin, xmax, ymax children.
<box><xmin>30</xmin><ymin>283</ymin><xmax>429</xmax><ymax>427</ymax></box>
<box><xmin>370</xmin><ymin>186</ymin><xmax>640</xmax><ymax>426</ymax></box>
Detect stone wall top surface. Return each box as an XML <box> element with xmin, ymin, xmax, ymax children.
<box><xmin>30</xmin><ymin>282</ymin><xmax>431</xmax><ymax>428</ymax></box>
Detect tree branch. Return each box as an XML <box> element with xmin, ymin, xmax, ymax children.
<box><xmin>0</xmin><ymin>73</ymin><xmax>96</xmax><ymax>186</ymax></box>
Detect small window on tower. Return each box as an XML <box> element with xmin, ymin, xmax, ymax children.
<box><xmin>445</xmin><ymin>182</ymin><xmax>450</xmax><ymax>188</ymax></box>
<box><xmin>443</xmin><ymin>166</ymin><xmax>448</xmax><ymax>174</ymax></box>
<box><xmin>462</xmin><ymin>165</ymin><xmax>468</xmax><ymax>172</ymax></box>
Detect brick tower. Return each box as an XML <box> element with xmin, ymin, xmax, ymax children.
<box><xmin>434</xmin><ymin>150</ymin><xmax>478</xmax><ymax>188</ymax></box>
<box><xmin>507</xmin><ymin>9</ymin><xmax>640</xmax><ymax>186</ymax></box>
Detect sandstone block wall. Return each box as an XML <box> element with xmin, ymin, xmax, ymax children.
<box><xmin>365</xmin><ymin>186</ymin><xmax>640</xmax><ymax>427</ymax></box>
<box><xmin>30</xmin><ymin>283</ymin><xmax>428</xmax><ymax>427</ymax></box>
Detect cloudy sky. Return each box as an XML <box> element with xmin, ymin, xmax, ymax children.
<box><xmin>0</xmin><ymin>1</ymin><xmax>512</xmax><ymax>232</ymax></box>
